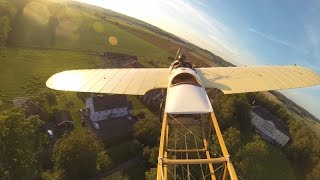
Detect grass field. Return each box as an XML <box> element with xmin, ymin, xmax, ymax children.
<box><xmin>8</xmin><ymin>0</ymin><xmax>173</xmax><ymax>60</ymax></box>
<box><xmin>128</xmin><ymin>96</ymin><xmax>159</xmax><ymax>120</ymax></box>
<box><xmin>0</xmin><ymin>1</ymin><xmax>312</xmax><ymax>179</ymax></box>
<box><xmin>117</xmin><ymin>23</ymin><xmax>218</xmax><ymax>67</ymax></box>
<box><xmin>0</xmin><ymin>0</ymin><xmax>171</xmax><ymax>135</ymax></box>
<box><xmin>0</xmin><ymin>48</ymin><xmax>100</xmax><ymax>99</ymax></box>
<box><xmin>0</xmin><ymin>46</ymin><xmax>164</xmax><ymax>129</ymax></box>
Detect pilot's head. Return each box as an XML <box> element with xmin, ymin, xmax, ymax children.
<box><xmin>178</xmin><ymin>54</ymin><xmax>186</xmax><ymax>62</ymax></box>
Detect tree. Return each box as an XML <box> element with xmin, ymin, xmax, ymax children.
<box><xmin>0</xmin><ymin>16</ymin><xmax>11</xmax><ymax>48</ymax></box>
<box><xmin>212</xmin><ymin>94</ymin><xmax>237</xmax><ymax>130</ymax></box>
<box><xmin>0</xmin><ymin>108</ymin><xmax>48</xmax><ymax>179</ymax></box>
<box><xmin>145</xmin><ymin>168</ymin><xmax>157</xmax><ymax>180</ymax></box>
<box><xmin>134</xmin><ymin>118</ymin><xmax>160</xmax><ymax>146</ymax></box>
<box><xmin>143</xmin><ymin>146</ymin><xmax>159</xmax><ymax>167</ymax></box>
<box><xmin>51</xmin><ymin>129</ymin><xmax>111</xmax><ymax>180</ymax></box>
<box><xmin>223</xmin><ymin>127</ymin><xmax>241</xmax><ymax>155</ymax></box>
<box><xmin>44</xmin><ymin>91</ymin><xmax>57</xmax><ymax>106</ymax></box>
<box><xmin>235</xmin><ymin>135</ymin><xmax>269</xmax><ymax>179</ymax></box>
<box><xmin>234</xmin><ymin>98</ymin><xmax>251</xmax><ymax>131</ymax></box>
<box><xmin>307</xmin><ymin>161</ymin><xmax>320</xmax><ymax>180</ymax></box>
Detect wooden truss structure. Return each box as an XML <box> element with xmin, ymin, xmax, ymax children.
<box><xmin>157</xmin><ymin>113</ymin><xmax>238</xmax><ymax>180</ymax></box>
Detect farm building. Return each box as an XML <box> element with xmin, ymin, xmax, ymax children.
<box><xmin>251</xmin><ymin>106</ymin><xmax>290</xmax><ymax>147</ymax></box>
<box><xmin>55</xmin><ymin>110</ymin><xmax>74</xmax><ymax>133</ymax></box>
<box><xmin>25</xmin><ymin>101</ymin><xmax>43</xmax><ymax>118</ymax></box>
<box><xmin>86</xmin><ymin>95</ymin><xmax>132</xmax><ymax>122</ymax></box>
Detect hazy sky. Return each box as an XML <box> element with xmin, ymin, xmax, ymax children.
<box><xmin>75</xmin><ymin>0</ymin><xmax>320</xmax><ymax>119</ymax></box>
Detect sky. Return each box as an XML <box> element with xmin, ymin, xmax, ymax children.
<box><xmin>75</xmin><ymin>0</ymin><xmax>320</xmax><ymax>119</ymax></box>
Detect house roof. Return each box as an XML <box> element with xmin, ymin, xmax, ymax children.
<box><xmin>25</xmin><ymin>101</ymin><xmax>42</xmax><ymax>117</ymax></box>
<box><xmin>12</xmin><ymin>97</ymin><xmax>27</xmax><ymax>107</ymax></box>
<box><xmin>251</xmin><ymin>106</ymin><xmax>290</xmax><ymax>136</ymax></box>
<box><xmin>55</xmin><ymin>110</ymin><xmax>73</xmax><ymax>126</ymax></box>
<box><xmin>91</xmin><ymin>95</ymin><xmax>132</xmax><ymax>112</ymax></box>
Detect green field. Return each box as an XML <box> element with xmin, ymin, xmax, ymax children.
<box><xmin>0</xmin><ymin>48</ymin><xmax>99</xmax><ymax>98</ymax></box>
<box><xmin>0</xmin><ymin>1</ymin><xmax>312</xmax><ymax>179</ymax></box>
<box><xmin>7</xmin><ymin>0</ymin><xmax>172</xmax><ymax>59</ymax></box>
<box><xmin>0</xmin><ymin>0</ymin><xmax>172</xmax><ymax>117</ymax></box>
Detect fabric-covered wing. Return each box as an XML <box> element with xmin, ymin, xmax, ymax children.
<box><xmin>46</xmin><ymin>68</ymin><xmax>170</xmax><ymax>95</ymax></box>
<box><xmin>196</xmin><ymin>66</ymin><xmax>320</xmax><ymax>94</ymax></box>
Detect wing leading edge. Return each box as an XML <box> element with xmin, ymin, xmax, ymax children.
<box><xmin>196</xmin><ymin>65</ymin><xmax>320</xmax><ymax>94</ymax></box>
<box><xmin>46</xmin><ymin>68</ymin><xmax>170</xmax><ymax>95</ymax></box>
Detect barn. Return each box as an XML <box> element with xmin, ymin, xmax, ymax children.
<box><xmin>86</xmin><ymin>95</ymin><xmax>132</xmax><ymax>122</ymax></box>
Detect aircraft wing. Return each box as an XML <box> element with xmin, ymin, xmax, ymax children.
<box><xmin>46</xmin><ymin>68</ymin><xmax>170</xmax><ymax>95</ymax></box>
<box><xmin>196</xmin><ymin>65</ymin><xmax>320</xmax><ymax>94</ymax></box>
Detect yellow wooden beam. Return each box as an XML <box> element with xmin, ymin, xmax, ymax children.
<box><xmin>163</xmin><ymin>157</ymin><xmax>227</xmax><ymax>165</ymax></box>
<box><xmin>210</xmin><ymin>112</ymin><xmax>238</xmax><ymax>180</ymax></box>
<box><xmin>164</xmin><ymin>152</ymin><xmax>168</xmax><ymax>180</ymax></box>
<box><xmin>166</xmin><ymin>148</ymin><xmax>206</xmax><ymax>153</ymax></box>
<box><xmin>157</xmin><ymin>113</ymin><xmax>168</xmax><ymax>180</ymax></box>
<box><xmin>204</xmin><ymin>139</ymin><xmax>216</xmax><ymax>180</ymax></box>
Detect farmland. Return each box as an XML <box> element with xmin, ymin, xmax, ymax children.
<box><xmin>0</xmin><ymin>0</ymin><xmax>319</xmax><ymax>179</ymax></box>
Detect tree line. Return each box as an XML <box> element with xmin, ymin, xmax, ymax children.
<box><xmin>247</xmin><ymin>92</ymin><xmax>320</xmax><ymax>180</ymax></box>
<box><xmin>0</xmin><ymin>91</ymin><xmax>113</xmax><ymax>180</ymax></box>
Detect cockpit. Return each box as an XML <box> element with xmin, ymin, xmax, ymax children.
<box><xmin>171</xmin><ymin>54</ymin><xmax>195</xmax><ymax>69</ymax></box>
<box><xmin>171</xmin><ymin>73</ymin><xmax>201</xmax><ymax>87</ymax></box>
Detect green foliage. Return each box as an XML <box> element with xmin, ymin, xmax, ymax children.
<box><xmin>211</xmin><ymin>93</ymin><xmax>237</xmax><ymax>130</ymax></box>
<box><xmin>143</xmin><ymin>146</ymin><xmax>159</xmax><ymax>167</ymax></box>
<box><xmin>134</xmin><ymin>118</ymin><xmax>160</xmax><ymax>146</ymax></box>
<box><xmin>286</xmin><ymin>120</ymin><xmax>320</xmax><ymax>173</ymax></box>
<box><xmin>223</xmin><ymin>127</ymin><xmax>241</xmax><ymax>155</ymax></box>
<box><xmin>44</xmin><ymin>91</ymin><xmax>57</xmax><ymax>107</ymax></box>
<box><xmin>51</xmin><ymin>129</ymin><xmax>111</xmax><ymax>180</ymax></box>
<box><xmin>145</xmin><ymin>168</ymin><xmax>157</xmax><ymax>180</ymax></box>
<box><xmin>0</xmin><ymin>16</ymin><xmax>11</xmax><ymax>48</ymax></box>
<box><xmin>307</xmin><ymin>161</ymin><xmax>320</xmax><ymax>180</ymax></box>
<box><xmin>211</xmin><ymin>92</ymin><xmax>250</xmax><ymax>131</ymax></box>
<box><xmin>247</xmin><ymin>92</ymin><xmax>320</xmax><ymax>177</ymax></box>
<box><xmin>137</xmin><ymin>111</ymin><xmax>146</xmax><ymax>119</ymax></box>
<box><xmin>234</xmin><ymin>97</ymin><xmax>251</xmax><ymax>131</ymax></box>
<box><xmin>235</xmin><ymin>135</ymin><xmax>269</xmax><ymax>179</ymax></box>
<box><xmin>0</xmin><ymin>108</ymin><xmax>48</xmax><ymax>179</ymax></box>
<box><xmin>41</xmin><ymin>169</ymin><xmax>64</xmax><ymax>180</ymax></box>
<box><xmin>107</xmin><ymin>140</ymin><xmax>140</xmax><ymax>165</ymax></box>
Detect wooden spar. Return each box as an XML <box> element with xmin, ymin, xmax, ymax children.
<box><xmin>204</xmin><ymin>139</ymin><xmax>216</xmax><ymax>180</ymax></box>
<box><xmin>163</xmin><ymin>157</ymin><xmax>227</xmax><ymax>165</ymax></box>
<box><xmin>210</xmin><ymin>112</ymin><xmax>238</xmax><ymax>180</ymax></box>
<box><xmin>157</xmin><ymin>113</ymin><xmax>168</xmax><ymax>180</ymax></box>
<box><xmin>166</xmin><ymin>148</ymin><xmax>206</xmax><ymax>152</ymax></box>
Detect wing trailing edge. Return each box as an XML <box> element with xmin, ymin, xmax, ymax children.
<box><xmin>196</xmin><ymin>65</ymin><xmax>320</xmax><ymax>94</ymax></box>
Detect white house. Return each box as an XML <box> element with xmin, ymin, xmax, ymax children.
<box><xmin>86</xmin><ymin>95</ymin><xmax>132</xmax><ymax>122</ymax></box>
<box><xmin>251</xmin><ymin>106</ymin><xmax>290</xmax><ymax>147</ymax></box>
